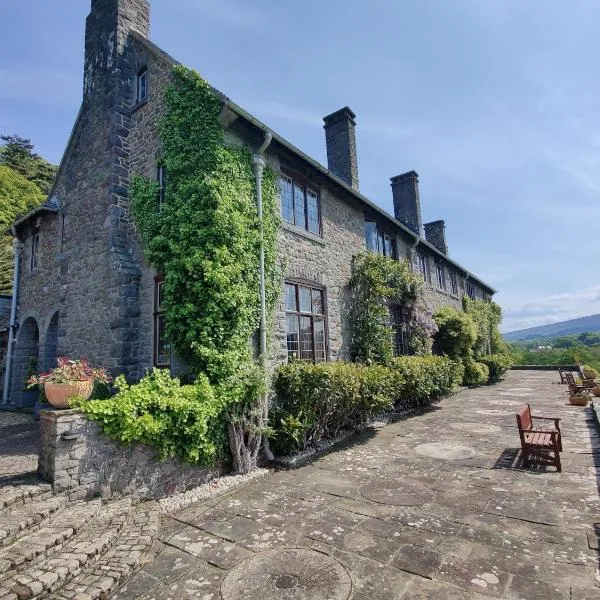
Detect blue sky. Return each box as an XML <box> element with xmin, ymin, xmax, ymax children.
<box><xmin>1</xmin><ymin>0</ymin><xmax>599</xmax><ymax>332</ymax></box>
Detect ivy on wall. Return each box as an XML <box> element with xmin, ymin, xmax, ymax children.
<box><xmin>462</xmin><ymin>297</ymin><xmax>506</xmax><ymax>357</ymax></box>
<box><xmin>127</xmin><ymin>66</ymin><xmax>280</xmax><ymax>472</ymax></box>
<box><xmin>349</xmin><ymin>252</ymin><xmax>437</xmax><ymax>364</ymax></box>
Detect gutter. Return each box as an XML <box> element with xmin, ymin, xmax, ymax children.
<box><xmin>224</xmin><ymin>99</ymin><xmax>496</xmax><ymax>295</ymax></box>
<box><xmin>2</xmin><ymin>234</ymin><xmax>23</xmax><ymax>405</ymax></box>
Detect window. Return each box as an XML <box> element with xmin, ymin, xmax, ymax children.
<box><xmin>389</xmin><ymin>304</ymin><xmax>409</xmax><ymax>357</ymax></box>
<box><xmin>365</xmin><ymin>222</ymin><xmax>397</xmax><ymax>258</ymax></box>
<box><xmin>279</xmin><ymin>175</ymin><xmax>320</xmax><ymax>234</ymax></box>
<box><xmin>285</xmin><ymin>282</ymin><xmax>326</xmax><ymax>362</ymax></box>
<box><xmin>466</xmin><ymin>281</ymin><xmax>476</xmax><ymax>300</ymax></box>
<box><xmin>136</xmin><ymin>69</ymin><xmax>148</xmax><ymax>103</ymax></box>
<box><xmin>435</xmin><ymin>263</ymin><xmax>446</xmax><ymax>290</ymax></box>
<box><xmin>154</xmin><ymin>279</ymin><xmax>171</xmax><ymax>367</ymax></box>
<box><xmin>30</xmin><ymin>223</ymin><xmax>40</xmax><ymax>271</ymax></box>
<box><xmin>157</xmin><ymin>164</ymin><xmax>166</xmax><ymax>211</ymax></box>
<box><xmin>449</xmin><ymin>272</ymin><xmax>458</xmax><ymax>295</ymax></box>
<box><xmin>418</xmin><ymin>253</ymin><xmax>430</xmax><ymax>282</ymax></box>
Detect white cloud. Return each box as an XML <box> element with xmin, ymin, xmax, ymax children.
<box><xmin>502</xmin><ymin>284</ymin><xmax>600</xmax><ymax>332</ymax></box>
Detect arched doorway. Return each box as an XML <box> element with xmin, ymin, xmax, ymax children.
<box><xmin>12</xmin><ymin>317</ymin><xmax>39</xmax><ymax>408</ymax></box>
<box><xmin>44</xmin><ymin>312</ymin><xmax>59</xmax><ymax>371</ymax></box>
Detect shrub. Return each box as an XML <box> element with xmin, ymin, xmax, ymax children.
<box><xmin>462</xmin><ymin>360</ymin><xmax>489</xmax><ymax>386</ymax></box>
<box><xmin>391</xmin><ymin>356</ymin><xmax>462</xmax><ymax>405</ymax></box>
<box><xmin>270</xmin><ymin>356</ymin><xmax>462</xmax><ymax>455</ymax></box>
<box><xmin>480</xmin><ymin>354</ymin><xmax>512</xmax><ymax>383</ymax></box>
<box><xmin>271</xmin><ymin>361</ymin><xmax>403</xmax><ymax>454</ymax></box>
<box><xmin>74</xmin><ymin>368</ymin><xmax>227</xmax><ymax>466</ymax></box>
<box><xmin>433</xmin><ymin>307</ymin><xmax>477</xmax><ymax>360</ymax></box>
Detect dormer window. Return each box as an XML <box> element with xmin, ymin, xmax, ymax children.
<box><xmin>136</xmin><ymin>69</ymin><xmax>148</xmax><ymax>103</ymax></box>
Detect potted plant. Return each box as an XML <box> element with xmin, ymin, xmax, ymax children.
<box><xmin>21</xmin><ymin>355</ymin><xmax>40</xmax><ymax>408</ymax></box>
<box><xmin>27</xmin><ymin>357</ymin><xmax>112</xmax><ymax>409</ymax></box>
<box><xmin>582</xmin><ymin>365</ymin><xmax>598</xmax><ymax>380</ymax></box>
<box><xmin>569</xmin><ymin>391</ymin><xmax>590</xmax><ymax>407</ymax></box>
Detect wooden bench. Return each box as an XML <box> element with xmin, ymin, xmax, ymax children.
<box><xmin>565</xmin><ymin>371</ymin><xmax>595</xmax><ymax>393</ymax></box>
<box><xmin>516</xmin><ymin>404</ymin><xmax>562</xmax><ymax>472</ymax></box>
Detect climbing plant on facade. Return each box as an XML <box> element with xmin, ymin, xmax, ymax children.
<box><xmin>349</xmin><ymin>252</ymin><xmax>437</xmax><ymax>364</ymax></box>
<box><xmin>129</xmin><ymin>66</ymin><xmax>280</xmax><ymax>473</ymax></box>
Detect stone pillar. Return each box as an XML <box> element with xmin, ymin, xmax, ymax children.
<box><xmin>424</xmin><ymin>220</ymin><xmax>448</xmax><ymax>255</ymax></box>
<box><xmin>323</xmin><ymin>107</ymin><xmax>359</xmax><ymax>190</ymax></box>
<box><xmin>390</xmin><ymin>171</ymin><xmax>422</xmax><ymax>236</ymax></box>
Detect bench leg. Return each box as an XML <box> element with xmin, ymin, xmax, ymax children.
<box><xmin>554</xmin><ymin>445</ymin><xmax>562</xmax><ymax>473</ymax></box>
<box><xmin>521</xmin><ymin>447</ymin><xmax>530</xmax><ymax>468</ymax></box>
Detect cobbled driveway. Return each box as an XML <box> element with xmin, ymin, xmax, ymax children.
<box><xmin>117</xmin><ymin>370</ymin><xmax>600</xmax><ymax>599</ymax></box>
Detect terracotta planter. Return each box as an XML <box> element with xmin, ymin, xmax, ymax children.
<box><xmin>44</xmin><ymin>381</ymin><xmax>94</xmax><ymax>409</ymax></box>
<box><xmin>569</xmin><ymin>395</ymin><xmax>589</xmax><ymax>407</ymax></box>
<box><xmin>583</xmin><ymin>371</ymin><xmax>597</xmax><ymax>380</ymax></box>
<box><xmin>592</xmin><ymin>387</ymin><xmax>600</xmax><ymax>397</ymax></box>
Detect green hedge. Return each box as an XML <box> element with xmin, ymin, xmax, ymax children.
<box><xmin>480</xmin><ymin>354</ymin><xmax>512</xmax><ymax>383</ymax></box>
<box><xmin>270</xmin><ymin>356</ymin><xmax>461</xmax><ymax>455</ymax></box>
<box><xmin>462</xmin><ymin>359</ymin><xmax>489</xmax><ymax>386</ymax></box>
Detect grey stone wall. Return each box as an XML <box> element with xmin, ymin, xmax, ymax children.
<box><xmin>38</xmin><ymin>409</ymin><xmax>222</xmax><ymax>499</ymax></box>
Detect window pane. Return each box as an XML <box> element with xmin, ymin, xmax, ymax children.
<box><xmin>157</xmin><ymin>281</ymin><xmax>165</xmax><ymax>310</ymax></box>
<box><xmin>156</xmin><ymin>315</ymin><xmax>171</xmax><ymax>365</ymax></box>
<box><xmin>314</xmin><ymin>318</ymin><xmax>326</xmax><ymax>362</ymax></box>
<box><xmin>286</xmin><ymin>314</ymin><xmax>299</xmax><ymax>359</ymax></box>
<box><xmin>285</xmin><ymin>283</ymin><xmax>297</xmax><ymax>312</ymax></box>
<box><xmin>299</xmin><ymin>286</ymin><xmax>312</xmax><ymax>313</ymax></box>
<box><xmin>294</xmin><ymin>184</ymin><xmax>306</xmax><ymax>229</ymax></box>
<box><xmin>377</xmin><ymin>231</ymin><xmax>385</xmax><ymax>255</ymax></box>
<box><xmin>280</xmin><ymin>176</ymin><xmax>294</xmax><ymax>223</ymax></box>
<box><xmin>311</xmin><ymin>289</ymin><xmax>323</xmax><ymax>315</ymax></box>
<box><xmin>306</xmin><ymin>189</ymin><xmax>320</xmax><ymax>234</ymax></box>
<box><xmin>384</xmin><ymin>235</ymin><xmax>392</xmax><ymax>258</ymax></box>
<box><xmin>299</xmin><ymin>316</ymin><xmax>313</xmax><ymax>360</ymax></box>
<box><xmin>365</xmin><ymin>222</ymin><xmax>377</xmax><ymax>252</ymax></box>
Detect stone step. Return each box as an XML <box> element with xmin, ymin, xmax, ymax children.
<box><xmin>0</xmin><ymin>481</ymin><xmax>53</xmax><ymax>513</ymax></box>
<box><xmin>53</xmin><ymin>502</ymin><xmax>161</xmax><ymax>600</ymax></box>
<box><xmin>0</xmin><ymin>496</ymin><xmax>66</xmax><ymax>548</ymax></box>
<box><xmin>0</xmin><ymin>498</ymin><xmax>133</xmax><ymax>599</ymax></box>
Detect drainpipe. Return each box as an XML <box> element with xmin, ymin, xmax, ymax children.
<box><xmin>2</xmin><ymin>234</ymin><xmax>23</xmax><ymax>405</ymax></box>
<box><xmin>253</xmin><ymin>131</ymin><xmax>274</xmax><ymax>461</ymax></box>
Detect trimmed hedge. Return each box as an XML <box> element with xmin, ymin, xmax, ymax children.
<box><xmin>480</xmin><ymin>354</ymin><xmax>512</xmax><ymax>383</ymax></box>
<box><xmin>462</xmin><ymin>359</ymin><xmax>489</xmax><ymax>386</ymax></box>
<box><xmin>270</xmin><ymin>356</ymin><xmax>461</xmax><ymax>455</ymax></box>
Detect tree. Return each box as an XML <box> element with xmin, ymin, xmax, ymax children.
<box><xmin>433</xmin><ymin>306</ymin><xmax>477</xmax><ymax>360</ymax></box>
<box><xmin>0</xmin><ymin>165</ymin><xmax>44</xmax><ymax>294</ymax></box>
<box><xmin>0</xmin><ymin>135</ymin><xmax>57</xmax><ymax>196</ymax></box>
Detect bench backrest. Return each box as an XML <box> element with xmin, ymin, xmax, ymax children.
<box><xmin>565</xmin><ymin>372</ymin><xmax>576</xmax><ymax>386</ymax></box>
<box><xmin>516</xmin><ymin>404</ymin><xmax>532</xmax><ymax>432</ymax></box>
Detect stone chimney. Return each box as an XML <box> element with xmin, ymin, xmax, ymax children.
<box><xmin>84</xmin><ymin>0</ymin><xmax>150</xmax><ymax>98</ymax></box>
<box><xmin>323</xmin><ymin>107</ymin><xmax>359</xmax><ymax>190</ymax></box>
<box><xmin>424</xmin><ymin>220</ymin><xmax>448</xmax><ymax>255</ymax></box>
<box><xmin>390</xmin><ymin>170</ymin><xmax>422</xmax><ymax>236</ymax></box>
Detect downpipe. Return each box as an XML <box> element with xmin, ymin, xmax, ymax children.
<box><xmin>253</xmin><ymin>131</ymin><xmax>274</xmax><ymax>461</ymax></box>
<box><xmin>2</xmin><ymin>235</ymin><xmax>23</xmax><ymax>405</ymax></box>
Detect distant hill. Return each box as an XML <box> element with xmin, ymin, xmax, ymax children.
<box><xmin>504</xmin><ymin>314</ymin><xmax>600</xmax><ymax>342</ymax></box>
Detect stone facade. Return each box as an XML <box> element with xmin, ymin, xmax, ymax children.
<box><xmin>7</xmin><ymin>0</ymin><xmax>495</xmax><ymax>404</ymax></box>
<box><xmin>38</xmin><ymin>408</ymin><xmax>222</xmax><ymax>498</ymax></box>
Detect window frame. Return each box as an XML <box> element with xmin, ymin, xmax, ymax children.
<box><xmin>157</xmin><ymin>164</ymin><xmax>166</xmax><ymax>211</ymax></box>
<box><xmin>466</xmin><ymin>281</ymin><xmax>476</xmax><ymax>300</ymax></box>
<box><xmin>365</xmin><ymin>221</ymin><xmax>397</xmax><ymax>259</ymax></box>
<box><xmin>30</xmin><ymin>223</ymin><xmax>40</xmax><ymax>271</ymax></box>
<box><xmin>136</xmin><ymin>68</ymin><xmax>148</xmax><ymax>104</ymax></box>
<box><xmin>449</xmin><ymin>271</ymin><xmax>458</xmax><ymax>295</ymax></box>
<box><xmin>279</xmin><ymin>172</ymin><xmax>322</xmax><ymax>235</ymax></box>
<box><xmin>389</xmin><ymin>303</ymin><xmax>410</xmax><ymax>357</ymax></box>
<box><xmin>153</xmin><ymin>277</ymin><xmax>171</xmax><ymax>368</ymax></box>
<box><xmin>418</xmin><ymin>253</ymin><xmax>430</xmax><ymax>283</ymax></box>
<box><xmin>435</xmin><ymin>262</ymin><xmax>446</xmax><ymax>291</ymax></box>
<box><xmin>284</xmin><ymin>279</ymin><xmax>328</xmax><ymax>363</ymax></box>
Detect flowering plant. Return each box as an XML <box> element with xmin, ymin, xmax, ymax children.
<box><xmin>27</xmin><ymin>357</ymin><xmax>112</xmax><ymax>388</ymax></box>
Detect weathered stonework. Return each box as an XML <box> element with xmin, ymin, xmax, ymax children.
<box><xmin>8</xmin><ymin>0</ymin><xmax>495</xmax><ymax>406</ymax></box>
<box><xmin>38</xmin><ymin>408</ymin><xmax>222</xmax><ymax>498</ymax></box>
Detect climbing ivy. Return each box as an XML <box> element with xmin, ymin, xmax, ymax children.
<box><xmin>462</xmin><ymin>297</ymin><xmax>506</xmax><ymax>358</ymax></box>
<box><xmin>349</xmin><ymin>252</ymin><xmax>437</xmax><ymax>364</ymax></box>
<box><xmin>128</xmin><ymin>66</ymin><xmax>280</xmax><ymax>472</ymax></box>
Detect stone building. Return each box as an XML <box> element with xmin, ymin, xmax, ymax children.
<box><xmin>3</xmin><ymin>0</ymin><xmax>495</xmax><ymax>407</ymax></box>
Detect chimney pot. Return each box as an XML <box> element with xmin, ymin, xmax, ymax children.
<box><xmin>323</xmin><ymin>106</ymin><xmax>359</xmax><ymax>190</ymax></box>
<box><xmin>390</xmin><ymin>170</ymin><xmax>422</xmax><ymax>236</ymax></box>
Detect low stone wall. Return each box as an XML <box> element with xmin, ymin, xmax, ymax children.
<box><xmin>38</xmin><ymin>409</ymin><xmax>223</xmax><ymax>499</ymax></box>
<box><xmin>510</xmin><ymin>364</ymin><xmax>579</xmax><ymax>371</ymax></box>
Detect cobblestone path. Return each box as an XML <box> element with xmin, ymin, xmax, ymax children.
<box><xmin>118</xmin><ymin>371</ymin><xmax>600</xmax><ymax>599</ymax></box>
<box><xmin>0</xmin><ymin>412</ymin><xmax>38</xmax><ymax>479</ymax></box>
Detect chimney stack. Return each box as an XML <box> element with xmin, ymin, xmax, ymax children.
<box><xmin>390</xmin><ymin>170</ymin><xmax>422</xmax><ymax>236</ymax></box>
<box><xmin>424</xmin><ymin>220</ymin><xmax>448</xmax><ymax>254</ymax></box>
<box><xmin>323</xmin><ymin>107</ymin><xmax>359</xmax><ymax>190</ymax></box>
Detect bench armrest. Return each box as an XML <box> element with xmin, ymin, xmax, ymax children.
<box><xmin>531</xmin><ymin>415</ymin><xmax>560</xmax><ymax>421</ymax></box>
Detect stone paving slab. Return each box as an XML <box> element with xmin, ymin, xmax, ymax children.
<box><xmin>115</xmin><ymin>371</ymin><xmax>600</xmax><ymax>599</ymax></box>
<box><xmin>0</xmin><ymin>412</ymin><xmax>37</xmax><ymax>479</ymax></box>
